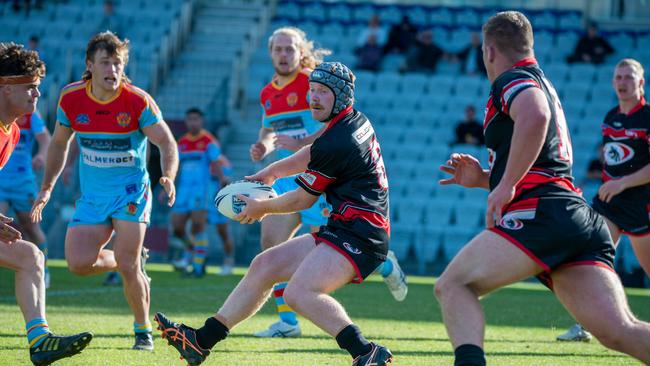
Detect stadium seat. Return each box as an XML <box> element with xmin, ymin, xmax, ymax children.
<box><xmin>454</xmin><ymin>7</ymin><xmax>481</xmax><ymax>28</ymax></box>
<box><xmin>557</xmin><ymin>11</ymin><xmax>582</xmax><ymax>31</ymax></box>
<box><xmin>378</xmin><ymin>5</ymin><xmax>404</xmax><ymax>25</ymax></box>
<box><xmin>415</xmin><ymin>227</ymin><xmax>444</xmax><ymax>272</ymax></box>
<box><xmin>429</xmin><ymin>7</ymin><xmax>454</xmax><ymax>27</ymax></box>
<box><xmin>404</xmin><ymin>5</ymin><xmax>429</xmax><ymax>27</ymax></box>
<box><xmin>328</xmin><ymin>3</ymin><xmax>353</xmax><ymax>23</ymax></box>
<box><xmin>441</xmin><ymin>226</ymin><xmax>477</xmax><ymax>262</ymax></box>
<box><xmin>302</xmin><ymin>1</ymin><xmax>328</xmax><ymax>22</ymax></box>
<box><xmin>353</xmin><ymin>3</ymin><xmax>377</xmax><ymax>23</ymax></box>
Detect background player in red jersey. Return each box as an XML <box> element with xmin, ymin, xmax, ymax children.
<box><xmin>0</xmin><ymin>42</ymin><xmax>92</xmax><ymax>366</ymax></box>
<box><xmin>557</xmin><ymin>59</ymin><xmax>650</xmax><ymax>341</ymax></box>
<box><xmin>155</xmin><ymin>62</ymin><xmax>394</xmax><ymax>366</ymax></box>
<box><xmin>435</xmin><ymin>12</ymin><xmax>650</xmax><ymax>365</ymax></box>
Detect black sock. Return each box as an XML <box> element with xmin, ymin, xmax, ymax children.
<box><xmin>454</xmin><ymin>344</ymin><xmax>486</xmax><ymax>366</ymax></box>
<box><xmin>335</xmin><ymin>324</ymin><xmax>372</xmax><ymax>359</ymax></box>
<box><xmin>195</xmin><ymin>317</ymin><xmax>229</xmax><ymax>350</ymax></box>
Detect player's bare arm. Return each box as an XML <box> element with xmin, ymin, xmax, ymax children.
<box><xmin>31</xmin><ymin>129</ymin><xmax>51</xmax><ymax>171</ymax></box>
<box><xmin>250</xmin><ymin>127</ymin><xmax>275</xmax><ymax>161</ymax></box>
<box><xmin>234</xmin><ymin>187</ymin><xmax>319</xmax><ymax>224</ymax></box>
<box><xmin>143</xmin><ymin>121</ymin><xmax>178</xmax><ymax>207</ymax></box>
<box><xmin>599</xmin><ymin>162</ymin><xmax>650</xmax><ymax>203</ymax></box>
<box><xmin>439</xmin><ymin>153</ymin><xmax>490</xmax><ymax>189</ymax></box>
<box><xmin>486</xmin><ymin>87</ymin><xmax>551</xmax><ymax>228</ymax></box>
<box><xmin>245</xmin><ymin>145</ymin><xmax>311</xmax><ymax>185</ymax></box>
<box><xmin>275</xmin><ymin>125</ymin><xmax>326</xmax><ymax>152</ymax></box>
<box><xmin>30</xmin><ymin>122</ymin><xmax>75</xmax><ymax>223</ymax></box>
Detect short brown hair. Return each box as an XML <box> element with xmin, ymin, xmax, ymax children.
<box><xmin>482</xmin><ymin>11</ymin><xmax>534</xmax><ymax>58</ymax></box>
<box><xmin>0</xmin><ymin>42</ymin><xmax>45</xmax><ymax>78</ymax></box>
<box><xmin>82</xmin><ymin>31</ymin><xmax>130</xmax><ymax>82</ymax></box>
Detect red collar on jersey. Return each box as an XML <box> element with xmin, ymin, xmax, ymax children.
<box><xmin>0</xmin><ymin>75</ymin><xmax>39</xmax><ymax>85</ymax></box>
<box><xmin>618</xmin><ymin>96</ymin><xmax>646</xmax><ymax>116</ymax></box>
<box><xmin>511</xmin><ymin>57</ymin><xmax>538</xmax><ymax>68</ymax></box>
<box><xmin>325</xmin><ymin>105</ymin><xmax>353</xmax><ymax>131</ymax></box>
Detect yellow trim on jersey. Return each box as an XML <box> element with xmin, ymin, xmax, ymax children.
<box><xmin>0</xmin><ymin>122</ymin><xmax>13</xmax><ymax>134</ymax></box>
<box><xmin>182</xmin><ymin>129</ymin><xmax>211</xmax><ymax>142</ymax></box>
<box><xmin>85</xmin><ymin>81</ymin><xmax>123</xmax><ymax>105</ymax></box>
<box><xmin>270</xmin><ymin>71</ymin><xmax>300</xmax><ymax>90</ymax></box>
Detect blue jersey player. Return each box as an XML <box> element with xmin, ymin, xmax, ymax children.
<box><xmin>0</xmin><ymin>111</ymin><xmax>52</xmax><ymax>287</ymax></box>
<box><xmin>170</xmin><ymin>108</ymin><xmax>221</xmax><ymax>277</ymax></box>
<box><xmin>30</xmin><ymin>32</ymin><xmax>178</xmax><ymax>352</ymax></box>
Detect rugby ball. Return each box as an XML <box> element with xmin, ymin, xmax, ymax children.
<box><xmin>214</xmin><ymin>180</ymin><xmax>277</xmax><ymax>220</ymax></box>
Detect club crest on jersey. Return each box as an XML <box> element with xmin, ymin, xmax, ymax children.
<box><xmin>286</xmin><ymin>92</ymin><xmax>298</xmax><ymax>107</ymax></box>
<box><xmin>343</xmin><ymin>242</ymin><xmax>362</xmax><ymax>254</ymax></box>
<box><xmin>197</xmin><ymin>141</ymin><xmax>205</xmax><ymax>150</ymax></box>
<box><xmin>604</xmin><ymin>142</ymin><xmax>635</xmax><ymax>165</ymax></box>
<box><xmin>116</xmin><ymin>112</ymin><xmax>131</xmax><ymax>127</ymax></box>
<box><xmin>75</xmin><ymin>114</ymin><xmax>90</xmax><ymax>125</ymax></box>
<box><xmin>264</xmin><ymin>100</ymin><xmax>271</xmax><ymax>110</ymax></box>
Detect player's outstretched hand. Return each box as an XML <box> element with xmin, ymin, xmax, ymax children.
<box><xmin>597</xmin><ymin>179</ymin><xmax>627</xmax><ymax>203</ymax></box>
<box><xmin>0</xmin><ymin>213</ymin><xmax>21</xmax><ymax>244</ymax></box>
<box><xmin>485</xmin><ymin>183</ymin><xmax>515</xmax><ymax>229</ymax></box>
<box><xmin>274</xmin><ymin>134</ymin><xmax>302</xmax><ymax>152</ymax></box>
<box><xmin>245</xmin><ymin>168</ymin><xmax>278</xmax><ymax>186</ymax></box>
<box><xmin>250</xmin><ymin>142</ymin><xmax>267</xmax><ymax>162</ymax></box>
<box><xmin>159</xmin><ymin>176</ymin><xmax>176</xmax><ymax>207</ymax></box>
<box><xmin>233</xmin><ymin>194</ymin><xmax>266</xmax><ymax>224</ymax></box>
<box><xmin>30</xmin><ymin>190</ymin><xmax>51</xmax><ymax>223</ymax></box>
<box><xmin>31</xmin><ymin>154</ymin><xmax>45</xmax><ymax>171</ymax></box>
<box><xmin>439</xmin><ymin>153</ymin><xmax>484</xmax><ymax>188</ymax></box>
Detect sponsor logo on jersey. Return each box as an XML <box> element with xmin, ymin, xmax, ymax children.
<box><xmin>343</xmin><ymin>242</ymin><xmax>362</xmax><ymax>255</ymax></box>
<box><xmin>264</xmin><ymin>99</ymin><xmax>271</xmax><ymax>110</ymax></box>
<box><xmin>81</xmin><ymin>149</ymin><xmax>136</xmax><ymax>168</ymax></box>
<box><xmin>286</xmin><ymin>92</ymin><xmax>298</xmax><ymax>107</ymax></box>
<box><xmin>116</xmin><ymin>112</ymin><xmax>131</xmax><ymax>127</ymax></box>
<box><xmin>96</xmin><ymin>110</ymin><xmax>110</xmax><ymax>115</ymax></box>
<box><xmin>604</xmin><ymin>142</ymin><xmax>635</xmax><ymax>165</ymax></box>
<box><xmin>79</xmin><ymin>137</ymin><xmax>131</xmax><ymax>151</ymax></box>
<box><xmin>75</xmin><ymin>114</ymin><xmax>90</xmax><ymax>125</ymax></box>
<box><xmin>352</xmin><ymin>121</ymin><xmax>373</xmax><ymax>145</ymax></box>
<box><xmin>300</xmin><ymin>172</ymin><xmax>317</xmax><ymax>186</ymax></box>
<box><xmin>500</xmin><ymin>217</ymin><xmax>524</xmax><ymax>230</ymax></box>
<box><xmin>613</xmin><ymin>121</ymin><xmax>622</xmax><ymax>127</ymax></box>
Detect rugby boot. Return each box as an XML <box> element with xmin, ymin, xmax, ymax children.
<box><xmin>352</xmin><ymin>343</ymin><xmax>394</xmax><ymax>366</ymax></box>
<box><xmin>556</xmin><ymin>324</ymin><xmax>592</xmax><ymax>342</ymax></box>
<box><xmin>30</xmin><ymin>332</ymin><xmax>93</xmax><ymax>366</ymax></box>
<box><xmin>253</xmin><ymin>320</ymin><xmax>301</xmax><ymax>338</ymax></box>
<box><xmin>155</xmin><ymin>312</ymin><xmax>210</xmax><ymax>365</ymax></box>
<box><xmin>132</xmin><ymin>332</ymin><xmax>154</xmax><ymax>351</ymax></box>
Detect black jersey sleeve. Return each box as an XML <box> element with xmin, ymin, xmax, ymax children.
<box><xmin>296</xmin><ymin>140</ymin><xmax>348</xmax><ymax>196</ymax></box>
<box><xmin>494</xmin><ymin>71</ymin><xmax>542</xmax><ymax>115</ymax></box>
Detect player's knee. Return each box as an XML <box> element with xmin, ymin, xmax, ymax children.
<box><xmin>116</xmin><ymin>259</ymin><xmax>139</xmax><ymax>278</ymax></box>
<box><xmin>282</xmin><ymin>283</ymin><xmax>302</xmax><ymax>311</ymax></box>
<box><xmin>592</xmin><ymin>329</ymin><xmax>626</xmax><ymax>352</ymax></box>
<box><xmin>434</xmin><ymin>274</ymin><xmax>453</xmax><ymax>301</ymax></box>
<box><xmin>19</xmin><ymin>241</ymin><xmax>44</xmax><ymax>272</ymax></box>
<box><xmin>249</xmin><ymin>251</ymin><xmax>280</xmax><ymax>281</ymax></box>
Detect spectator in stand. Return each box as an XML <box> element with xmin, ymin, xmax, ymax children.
<box><xmin>355</xmin><ymin>34</ymin><xmax>383</xmax><ymax>72</ymax></box>
<box><xmin>455</xmin><ymin>32</ymin><xmax>486</xmax><ymax>76</ymax></box>
<box><xmin>383</xmin><ymin>15</ymin><xmax>418</xmax><ymax>55</ymax></box>
<box><xmin>567</xmin><ymin>22</ymin><xmax>614</xmax><ymax>65</ymax></box>
<box><xmin>357</xmin><ymin>14</ymin><xmax>388</xmax><ymax>48</ymax></box>
<box><xmin>453</xmin><ymin>105</ymin><xmax>484</xmax><ymax>146</ymax></box>
<box><xmin>96</xmin><ymin>0</ymin><xmax>125</xmax><ymax>38</ymax></box>
<box><xmin>400</xmin><ymin>30</ymin><xmax>444</xmax><ymax>73</ymax></box>
<box><xmin>27</xmin><ymin>35</ymin><xmax>46</xmax><ymax>65</ymax></box>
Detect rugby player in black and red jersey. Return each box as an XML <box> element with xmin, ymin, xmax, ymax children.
<box><xmin>435</xmin><ymin>11</ymin><xmax>650</xmax><ymax>366</ymax></box>
<box><xmin>155</xmin><ymin>62</ymin><xmax>393</xmax><ymax>366</ymax></box>
<box><xmin>558</xmin><ymin>59</ymin><xmax>650</xmax><ymax>341</ymax></box>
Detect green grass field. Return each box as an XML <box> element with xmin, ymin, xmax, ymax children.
<box><xmin>1</xmin><ymin>260</ymin><xmax>649</xmax><ymax>365</ymax></box>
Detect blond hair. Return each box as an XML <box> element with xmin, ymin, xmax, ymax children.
<box><xmin>268</xmin><ymin>27</ymin><xmax>331</xmax><ymax>70</ymax></box>
<box><xmin>616</xmin><ymin>58</ymin><xmax>645</xmax><ymax>95</ymax></box>
<box><xmin>82</xmin><ymin>31</ymin><xmax>131</xmax><ymax>83</ymax></box>
<box><xmin>482</xmin><ymin>11</ymin><xmax>534</xmax><ymax>59</ymax></box>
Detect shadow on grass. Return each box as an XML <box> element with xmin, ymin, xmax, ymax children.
<box><xmin>2</xmin><ymin>266</ymin><xmax>649</xmax><ymax>330</ymax></box>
